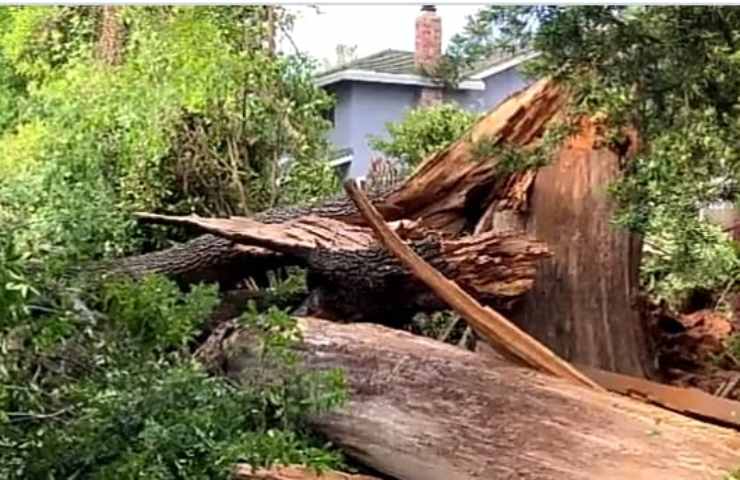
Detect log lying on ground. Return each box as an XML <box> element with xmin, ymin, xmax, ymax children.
<box><xmin>120</xmin><ymin>79</ymin><xmax>563</xmax><ymax>285</ymax></box>
<box><xmin>102</xmin><ymin>234</ymin><xmax>284</xmax><ymax>288</ymax></box>
<box><xmin>130</xmin><ymin>213</ymin><xmax>549</xmax><ymax>322</ymax></box>
<box><xmin>199</xmin><ymin>317</ymin><xmax>740</xmax><ymax>480</ymax></box>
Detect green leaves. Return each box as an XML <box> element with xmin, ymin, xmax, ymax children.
<box><xmin>102</xmin><ymin>275</ymin><xmax>219</xmax><ymax>351</ymax></box>
<box><xmin>0</xmin><ymin>8</ymin><xmax>347</xmax><ymax>479</ymax></box>
<box><xmin>448</xmin><ymin>6</ymin><xmax>740</xmax><ymax>310</ymax></box>
<box><xmin>370</xmin><ymin>103</ymin><xmax>478</xmax><ymax>168</ymax></box>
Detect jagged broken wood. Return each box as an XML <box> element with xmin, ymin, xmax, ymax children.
<box><xmin>198</xmin><ymin>317</ymin><xmax>740</xmax><ymax>480</ymax></box>
<box><xmin>343</xmin><ymin>178</ymin><xmax>598</xmax><ymax>389</ymax></box>
<box><xmin>231</xmin><ymin>464</ymin><xmax>379</xmax><ymax>480</ymax></box>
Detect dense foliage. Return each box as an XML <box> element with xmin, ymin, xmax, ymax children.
<box><xmin>0</xmin><ymin>6</ymin><xmax>339</xmax><ymax>271</ymax></box>
<box><xmin>369</xmin><ymin>102</ymin><xmax>478</xmax><ymax>168</ymax></box>
<box><xmin>1</xmin><ymin>274</ymin><xmax>345</xmax><ymax>479</ymax></box>
<box><xmin>0</xmin><ymin>6</ymin><xmax>346</xmax><ymax>478</ymax></box>
<box><xmin>443</xmin><ymin>6</ymin><xmax>740</xmax><ymax>308</ymax></box>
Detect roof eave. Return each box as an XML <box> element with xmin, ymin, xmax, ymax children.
<box><xmin>468</xmin><ymin>51</ymin><xmax>541</xmax><ymax>80</ymax></box>
<box><xmin>314</xmin><ymin>69</ymin><xmax>485</xmax><ymax>91</ymax></box>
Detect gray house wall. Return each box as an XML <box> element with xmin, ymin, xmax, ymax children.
<box><xmin>449</xmin><ymin>67</ymin><xmax>529</xmax><ymax>114</ymax></box>
<box><xmin>329</xmin><ymin>81</ymin><xmax>420</xmax><ymax>177</ymax></box>
<box><xmin>322</xmin><ymin>66</ymin><xmax>531</xmax><ymax>178</ymax></box>
<box><xmin>325</xmin><ymin>82</ymin><xmax>354</xmax><ymax>150</ymax></box>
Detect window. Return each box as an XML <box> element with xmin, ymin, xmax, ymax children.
<box><xmin>329</xmin><ymin>148</ymin><xmax>353</xmax><ymax>180</ymax></box>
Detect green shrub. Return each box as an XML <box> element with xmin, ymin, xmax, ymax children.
<box><xmin>369</xmin><ymin>103</ymin><xmax>478</xmax><ymax>167</ymax></box>
<box><xmin>102</xmin><ymin>275</ymin><xmax>219</xmax><ymax>351</ymax></box>
<box><xmin>1</xmin><ymin>279</ymin><xmax>346</xmax><ymax>479</ymax></box>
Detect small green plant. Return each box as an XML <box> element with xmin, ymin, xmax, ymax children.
<box><xmin>102</xmin><ymin>274</ymin><xmax>220</xmax><ymax>351</ymax></box>
<box><xmin>0</xmin><ymin>227</ymin><xmax>37</xmax><ymax>329</ymax></box>
<box><xmin>370</xmin><ymin>103</ymin><xmax>479</xmax><ymax>167</ymax></box>
<box><xmin>1</xmin><ymin>279</ymin><xmax>346</xmax><ymax>479</ymax></box>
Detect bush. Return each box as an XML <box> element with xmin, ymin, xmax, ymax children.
<box><xmin>1</xmin><ymin>277</ymin><xmax>346</xmax><ymax>479</ymax></box>
<box><xmin>369</xmin><ymin>102</ymin><xmax>478</xmax><ymax>167</ymax></box>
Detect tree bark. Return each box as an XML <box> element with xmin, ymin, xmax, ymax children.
<box><xmin>134</xmin><ymin>213</ymin><xmax>549</xmax><ymax>323</ymax></box>
<box><xmin>103</xmin><ymin>234</ymin><xmax>285</xmax><ymax>289</ymax></box>
<box><xmin>507</xmin><ymin>121</ymin><xmax>654</xmax><ymax>378</ymax></box>
<box><xmin>97</xmin><ymin>6</ymin><xmax>125</xmax><ymax>65</ymax></box>
<box><xmin>199</xmin><ymin>318</ymin><xmax>740</xmax><ymax>480</ymax></box>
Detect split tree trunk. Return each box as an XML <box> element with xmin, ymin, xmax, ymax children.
<box><xmin>199</xmin><ymin>318</ymin><xmax>740</xmax><ymax>480</ymax></box>
<box><xmin>507</xmin><ymin>122</ymin><xmax>653</xmax><ymax>377</ymax></box>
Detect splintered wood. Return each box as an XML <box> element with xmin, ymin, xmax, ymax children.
<box><xmin>343</xmin><ymin>179</ymin><xmax>601</xmax><ymax>390</ymax></box>
<box><xmin>232</xmin><ymin>465</ymin><xmax>379</xmax><ymax>480</ymax></box>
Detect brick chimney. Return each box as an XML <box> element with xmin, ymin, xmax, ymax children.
<box><xmin>415</xmin><ymin>5</ymin><xmax>442</xmax><ymax>72</ymax></box>
<box><xmin>415</xmin><ymin>5</ymin><xmax>443</xmax><ymax>106</ymax></box>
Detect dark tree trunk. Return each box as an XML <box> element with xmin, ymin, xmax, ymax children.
<box><xmin>198</xmin><ymin>318</ymin><xmax>740</xmax><ymax>480</ymax></box>
<box><xmin>508</xmin><ymin>122</ymin><xmax>654</xmax><ymax>378</ymax></box>
<box><xmin>102</xmin><ymin>234</ymin><xmax>285</xmax><ymax>289</ymax></box>
<box><xmin>132</xmin><ymin>213</ymin><xmax>549</xmax><ymax>324</ymax></box>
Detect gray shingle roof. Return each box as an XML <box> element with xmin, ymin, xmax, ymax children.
<box><xmin>319</xmin><ymin>49</ymin><xmax>418</xmax><ymax>77</ymax></box>
<box><xmin>316</xmin><ymin>48</ymin><xmax>528</xmax><ymax>83</ymax></box>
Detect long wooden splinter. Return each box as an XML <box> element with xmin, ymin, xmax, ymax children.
<box><xmin>344</xmin><ymin>178</ymin><xmax>602</xmax><ymax>390</ymax></box>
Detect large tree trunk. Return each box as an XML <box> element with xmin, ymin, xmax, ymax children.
<box><xmin>507</xmin><ymin>121</ymin><xmax>654</xmax><ymax>378</ymax></box>
<box><xmin>198</xmin><ymin>318</ymin><xmax>740</xmax><ymax>480</ymax></box>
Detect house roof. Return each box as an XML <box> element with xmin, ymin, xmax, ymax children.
<box><xmin>321</xmin><ymin>49</ymin><xmax>417</xmax><ymax>77</ymax></box>
<box><xmin>314</xmin><ymin>49</ymin><xmax>535</xmax><ymax>91</ymax></box>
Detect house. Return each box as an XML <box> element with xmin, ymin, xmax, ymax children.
<box><xmin>314</xmin><ymin>5</ymin><xmax>536</xmax><ymax>178</ymax></box>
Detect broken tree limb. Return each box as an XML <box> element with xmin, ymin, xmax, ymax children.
<box><xmin>102</xmin><ymin>234</ymin><xmax>285</xmax><ymax>288</ymax></box>
<box><xmin>136</xmin><ymin>212</ymin><xmax>549</xmax><ymax>322</ymax></box>
<box><xmin>199</xmin><ymin>317</ymin><xmax>740</xmax><ymax>480</ymax></box>
<box><xmin>579</xmin><ymin>365</ymin><xmax>740</xmax><ymax>429</ymax></box>
<box><xmin>343</xmin><ymin>179</ymin><xmax>599</xmax><ymax>389</ymax></box>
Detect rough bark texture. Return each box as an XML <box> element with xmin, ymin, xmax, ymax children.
<box><xmin>200</xmin><ymin>318</ymin><xmax>740</xmax><ymax>480</ymax></box>
<box><xmin>104</xmin><ymin>234</ymin><xmax>285</xmax><ymax>289</ymax></box>
<box><xmin>97</xmin><ymin>6</ymin><xmax>125</xmax><ymax>65</ymax></box>
<box><xmin>135</xmin><ymin>213</ymin><xmax>549</xmax><ymax>323</ymax></box>
<box><xmin>508</xmin><ymin>121</ymin><xmax>654</xmax><ymax>378</ymax></box>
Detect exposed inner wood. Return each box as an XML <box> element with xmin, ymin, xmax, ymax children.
<box><xmin>198</xmin><ymin>317</ymin><xmax>740</xmax><ymax>480</ymax></box>
<box><xmin>231</xmin><ymin>464</ymin><xmax>380</xmax><ymax>480</ymax></box>
<box><xmin>343</xmin><ymin>178</ymin><xmax>599</xmax><ymax>389</ymax></box>
<box><xmin>508</xmin><ymin>120</ymin><xmax>653</xmax><ymax>377</ymax></box>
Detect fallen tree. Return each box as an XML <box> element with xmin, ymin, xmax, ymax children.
<box><xmin>198</xmin><ymin>317</ymin><xmax>740</xmax><ymax>480</ymax></box>
<box><xmin>116</xmin><ymin>79</ymin><xmax>562</xmax><ymax>285</ymax></box>
<box><xmin>126</xmin><ymin>77</ymin><xmax>654</xmax><ymax>375</ymax></box>
<box><xmin>132</xmin><ymin>213</ymin><xmax>549</xmax><ymax>322</ymax></box>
